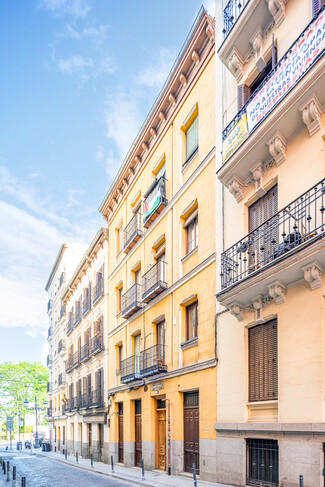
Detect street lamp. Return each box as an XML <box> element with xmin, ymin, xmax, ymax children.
<box><xmin>23</xmin><ymin>397</ymin><xmax>48</xmax><ymax>448</ymax></box>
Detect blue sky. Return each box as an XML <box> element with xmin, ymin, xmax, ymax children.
<box><xmin>0</xmin><ymin>0</ymin><xmax>214</xmax><ymax>365</ymax></box>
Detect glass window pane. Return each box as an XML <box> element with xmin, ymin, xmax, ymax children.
<box><xmin>186</xmin><ymin>117</ymin><xmax>198</xmax><ymax>158</ymax></box>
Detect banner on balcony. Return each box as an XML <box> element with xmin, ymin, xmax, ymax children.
<box><xmin>144</xmin><ymin>182</ymin><xmax>161</xmax><ymax>221</ymax></box>
<box><xmin>246</xmin><ymin>10</ymin><xmax>325</xmax><ymax>132</ymax></box>
<box><xmin>222</xmin><ymin>113</ymin><xmax>249</xmax><ymax>163</ymax></box>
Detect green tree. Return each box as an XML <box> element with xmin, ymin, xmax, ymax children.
<box><xmin>0</xmin><ymin>362</ymin><xmax>49</xmax><ymax>429</ymax></box>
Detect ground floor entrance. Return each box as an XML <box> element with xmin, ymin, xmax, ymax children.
<box><xmin>184</xmin><ymin>391</ymin><xmax>199</xmax><ymax>474</ymax></box>
<box><xmin>156</xmin><ymin>399</ymin><xmax>166</xmax><ymax>470</ymax></box>
<box><xmin>118</xmin><ymin>403</ymin><xmax>124</xmax><ymax>463</ymax></box>
<box><xmin>135</xmin><ymin>400</ymin><xmax>142</xmax><ymax>467</ymax></box>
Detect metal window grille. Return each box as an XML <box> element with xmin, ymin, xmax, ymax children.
<box><xmin>246</xmin><ymin>439</ymin><xmax>279</xmax><ymax>487</ymax></box>
<box><xmin>184</xmin><ymin>391</ymin><xmax>199</xmax><ymax>408</ymax></box>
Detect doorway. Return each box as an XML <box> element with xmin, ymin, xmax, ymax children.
<box><xmin>118</xmin><ymin>403</ymin><xmax>124</xmax><ymax>463</ymax></box>
<box><xmin>88</xmin><ymin>424</ymin><xmax>92</xmax><ymax>458</ymax></box>
<box><xmin>184</xmin><ymin>391</ymin><xmax>199</xmax><ymax>474</ymax></box>
<box><xmin>156</xmin><ymin>399</ymin><xmax>166</xmax><ymax>470</ymax></box>
<box><xmin>134</xmin><ymin>400</ymin><xmax>142</xmax><ymax>467</ymax></box>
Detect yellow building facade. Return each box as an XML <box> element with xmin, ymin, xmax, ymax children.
<box><xmin>99</xmin><ymin>8</ymin><xmax>217</xmax><ymax>480</ymax></box>
<box><xmin>215</xmin><ymin>0</ymin><xmax>325</xmax><ymax>485</ymax></box>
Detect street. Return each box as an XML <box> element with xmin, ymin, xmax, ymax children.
<box><xmin>0</xmin><ymin>453</ymin><xmax>133</xmax><ymax>487</ymax></box>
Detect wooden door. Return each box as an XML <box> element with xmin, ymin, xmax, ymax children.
<box><xmin>157</xmin><ymin>410</ymin><xmax>166</xmax><ymax>470</ymax></box>
<box><xmin>88</xmin><ymin>424</ymin><xmax>92</xmax><ymax>458</ymax></box>
<box><xmin>57</xmin><ymin>426</ymin><xmax>61</xmax><ymax>451</ymax></box>
<box><xmin>118</xmin><ymin>403</ymin><xmax>124</xmax><ymax>463</ymax></box>
<box><xmin>184</xmin><ymin>392</ymin><xmax>199</xmax><ymax>474</ymax></box>
<box><xmin>135</xmin><ymin>400</ymin><xmax>142</xmax><ymax>467</ymax></box>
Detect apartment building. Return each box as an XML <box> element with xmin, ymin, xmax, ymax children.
<box><xmin>62</xmin><ymin>229</ymin><xmax>109</xmax><ymax>462</ymax></box>
<box><xmin>99</xmin><ymin>7</ymin><xmax>217</xmax><ymax>480</ymax></box>
<box><xmin>215</xmin><ymin>0</ymin><xmax>325</xmax><ymax>485</ymax></box>
<box><xmin>45</xmin><ymin>243</ymin><xmax>86</xmax><ymax>453</ymax></box>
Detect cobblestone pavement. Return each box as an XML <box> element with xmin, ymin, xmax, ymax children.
<box><xmin>0</xmin><ymin>453</ymin><xmax>133</xmax><ymax>487</ymax></box>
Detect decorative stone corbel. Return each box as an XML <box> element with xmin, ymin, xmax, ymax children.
<box><xmin>180</xmin><ymin>73</ymin><xmax>187</xmax><ymax>86</ymax></box>
<box><xmin>150</xmin><ymin>127</ymin><xmax>157</xmax><ymax>138</ymax></box>
<box><xmin>135</xmin><ymin>155</ymin><xmax>141</xmax><ymax>165</ymax></box>
<box><xmin>301</xmin><ymin>261</ymin><xmax>324</xmax><ymax>290</ymax></box>
<box><xmin>299</xmin><ymin>95</ymin><xmax>322</xmax><ymax>137</ymax></box>
<box><xmin>266</xmin><ymin>0</ymin><xmax>286</xmax><ymax>26</ymax></box>
<box><xmin>206</xmin><ymin>24</ymin><xmax>214</xmax><ymax>40</ymax></box>
<box><xmin>227</xmin><ymin>176</ymin><xmax>244</xmax><ymax>202</ymax></box>
<box><xmin>250</xmin><ymin>27</ymin><xmax>265</xmax><ymax>71</ymax></box>
<box><xmin>228</xmin><ymin>48</ymin><xmax>244</xmax><ymax>82</ymax></box>
<box><xmin>250</xmin><ymin>161</ymin><xmax>265</xmax><ymax>196</ymax></box>
<box><xmin>169</xmin><ymin>93</ymin><xmax>176</xmax><ymax>105</ymax></box>
<box><xmin>229</xmin><ymin>302</ymin><xmax>244</xmax><ymax>321</ymax></box>
<box><xmin>266</xmin><ymin>131</ymin><xmax>287</xmax><ymax>166</ymax></box>
<box><xmin>159</xmin><ymin>111</ymin><xmax>166</xmax><ymax>122</ymax></box>
<box><xmin>267</xmin><ymin>280</ymin><xmax>286</xmax><ymax>304</ymax></box>
<box><xmin>251</xmin><ymin>295</ymin><xmax>265</xmax><ymax>322</ymax></box>
<box><xmin>142</xmin><ymin>142</ymin><xmax>148</xmax><ymax>152</ymax></box>
<box><xmin>117</xmin><ymin>188</ymin><xmax>123</xmax><ymax>197</ymax></box>
<box><xmin>192</xmin><ymin>50</ymin><xmax>200</xmax><ymax>65</ymax></box>
<box><xmin>122</xmin><ymin>178</ymin><xmax>128</xmax><ymax>186</ymax></box>
<box><xmin>128</xmin><ymin>167</ymin><xmax>135</xmax><ymax>176</ymax></box>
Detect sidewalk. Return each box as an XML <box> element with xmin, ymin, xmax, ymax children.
<box><xmin>37</xmin><ymin>450</ymin><xmax>233</xmax><ymax>487</ymax></box>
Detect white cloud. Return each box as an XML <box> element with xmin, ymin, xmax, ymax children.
<box><xmin>39</xmin><ymin>0</ymin><xmax>91</xmax><ymax>18</ymax></box>
<box><xmin>57</xmin><ymin>54</ymin><xmax>93</xmax><ymax>74</ymax></box>
<box><xmin>136</xmin><ymin>48</ymin><xmax>175</xmax><ymax>88</ymax></box>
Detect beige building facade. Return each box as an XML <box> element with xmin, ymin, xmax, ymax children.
<box><xmin>215</xmin><ymin>0</ymin><xmax>325</xmax><ymax>486</ymax></box>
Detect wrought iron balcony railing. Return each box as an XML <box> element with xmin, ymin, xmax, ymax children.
<box><xmin>93</xmin><ymin>279</ymin><xmax>104</xmax><ymax>305</ymax></box>
<box><xmin>72</xmin><ymin>351</ymin><xmax>79</xmax><ymax>369</ymax></box>
<box><xmin>222</xmin><ymin>0</ymin><xmax>249</xmax><ymax>38</ymax></box>
<box><xmin>47</xmin><ymin>407</ymin><xmax>52</xmax><ymax>417</ymax></box>
<box><xmin>47</xmin><ymin>382</ymin><xmax>52</xmax><ymax>393</ymax></box>
<box><xmin>120</xmin><ymin>355</ymin><xmax>141</xmax><ymax>383</ymax></box>
<box><xmin>47</xmin><ymin>299</ymin><xmax>52</xmax><ymax>312</ymax></box>
<box><xmin>70</xmin><ymin>396</ymin><xmax>79</xmax><ymax>411</ymax></box>
<box><xmin>143</xmin><ymin>176</ymin><xmax>168</xmax><ymax>228</ymax></box>
<box><xmin>67</xmin><ymin>316</ymin><xmax>74</xmax><ymax>335</ymax></box>
<box><xmin>140</xmin><ymin>344</ymin><xmax>167</xmax><ymax>377</ymax></box>
<box><xmin>74</xmin><ymin>307</ymin><xmax>81</xmax><ymax>326</ymax></box>
<box><xmin>80</xmin><ymin>343</ymin><xmax>90</xmax><ymax>363</ymax></box>
<box><xmin>222</xmin><ymin>7</ymin><xmax>325</xmax><ymax>146</ymax></box>
<box><xmin>142</xmin><ymin>260</ymin><xmax>168</xmax><ymax>303</ymax></box>
<box><xmin>82</xmin><ymin>294</ymin><xmax>91</xmax><ymax>316</ymax></box>
<box><xmin>220</xmin><ymin>179</ymin><xmax>325</xmax><ymax>291</ymax></box>
<box><xmin>48</xmin><ymin>327</ymin><xmax>52</xmax><ymax>338</ymax></box>
<box><xmin>91</xmin><ymin>333</ymin><xmax>104</xmax><ymax>355</ymax></box>
<box><xmin>88</xmin><ymin>389</ymin><xmax>105</xmax><ymax>408</ymax></box>
<box><xmin>61</xmin><ymin>403</ymin><xmax>67</xmax><ymax>415</ymax></box>
<box><xmin>65</xmin><ymin>357</ymin><xmax>72</xmax><ymax>373</ymax></box>
<box><xmin>121</xmin><ymin>283</ymin><xmax>143</xmax><ymax>318</ymax></box>
<box><xmin>46</xmin><ymin>355</ymin><xmax>52</xmax><ymax>366</ymax></box>
<box><xmin>80</xmin><ymin>393</ymin><xmax>89</xmax><ymax>409</ymax></box>
<box><xmin>123</xmin><ymin>212</ymin><xmax>143</xmax><ymax>253</ymax></box>
<box><xmin>60</xmin><ymin>304</ymin><xmax>65</xmax><ymax>320</ymax></box>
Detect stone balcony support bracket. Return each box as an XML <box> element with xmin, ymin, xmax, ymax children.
<box><xmin>229</xmin><ymin>302</ymin><xmax>244</xmax><ymax>321</ymax></box>
<box><xmin>267</xmin><ymin>280</ymin><xmax>286</xmax><ymax>304</ymax></box>
<box><xmin>266</xmin><ymin>0</ymin><xmax>286</xmax><ymax>27</ymax></box>
<box><xmin>299</xmin><ymin>94</ymin><xmax>322</xmax><ymax>137</ymax></box>
<box><xmin>228</xmin><ymin>48</ymin><xmax>244</xmax><ymax>82</ymax></box>
<box><xmin>301</xmin><ymin>261</ymin><xmax>324</xmax><ymax>290</ymax></box>
<box><xmin>251</xmin><ymin>294</ymin><xmax>265</xmax><ymax>322</ymax></box>
<box><xmin>227</xmin><ymin>176</ymin><xmax>244</xmax><ymax>202</ymax></box>
<box><xmin>266</xmin><ymin>131</ymin><xmax>287</xmax><ymax>166</ymax></box>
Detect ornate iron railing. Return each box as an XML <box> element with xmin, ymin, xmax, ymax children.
<box><xmin>82</xmin><ymin>294</ymin><xmax>91</xmax><ymax>316</ymax></box>
<box><xmin>72</xmin><ymin>351</ymin><xmax>79</xmax><ymax>368</ymax></box>
<box><xmin>140</xmin><ymin>344</ymin><xmax>167</xmax><ymax>377</ymax></box>
<box><xmin>223</xmin><ymin>0</ymin><xmax>249</xmax><ymax>38</ymax></box>
<box><xmin>80</xmin><ymin>343</ymin><xmax>90</xmax><ymax>362</ymax></box>
<box><xmin>58</xmin><ymin>373</ymin><xmax>65</xmax><ymax>386</ymax></box>
<box><xmin>222</xmin><ymin>7</ymin><xmax>325</xmax><ymax>142</ymax></box>
<box><xmin>91</xmin><ymin>333</ymin><xmax>104</xmax><ymax>355</ymax></box>
<box><xmin>120</xmin><ymin>355</ymin><xmax>141</xmax><ymax>383</ymax></box>
<box><xmin>74</xmin><ymin>307</ymin><xmax>81</xmax><ymax>326</ymax></box>
<box><xmin>88</xmin><ymin>389</ymin><xmax>104</xmax><ymax>408</ymax></box>
<box><xmin>58</xmin><ymin>339</ymin><xmax>65</xmax><ymax>354</ymax></box>
<box><xmin>93</xmin><ymin>279</ymin><xmax>104</xmax><ymax>304</ymax></box>
<box><xmin>65</xmin><ymin>357</ymin><xmax>72</xmax><ymax>373</ymax></box>
<box><xmin>121</xmin><ymin>283</ymin><xmax>142</xmax><ymax>318</ymax></box>
<box><xmin>124</xmin><ymin>212</ymin><xmax>143</xmax><ymax>252</ymax></box>
<box><xmin>220</xmin><ymin>179</ymin><xmax>325</xmax><ymax>290</ymax></box>
<box><xmin>67</xmin><ymin>315</ymin><xmax>73</xmax><ymax>334</ymax></box>
<box><xmin>142</xmin><ymin>260</ymin><xmax>167</xmax><ymax>302</ymax></box>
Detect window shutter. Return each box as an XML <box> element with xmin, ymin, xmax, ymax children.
<box><xmin>95</xmin><ymin>371</ymin><xmax>99</xmax><ymax>391</ymax></box>
<box><xmin>249</xmin><ymin>320</ymin><xmax>278</xmax><ymax>402</ymax></box>
<box><xmin>312</xmin><ymin>0</ymin><xmax>322</xmax><ymax>17</ymax></box>
<box><xmin>83</xmin><ymin>377</ymin><xmax>87</xmax><ymax>394</ymax></box>
<box><xmin>237</xmin><ymin>84</ymin><xmax>251</xmax><ymax>111</ymax></box>
<box><xmin>100</xmin><ymin>368</ymin><xmax>104</xmax><ymax>403</ymax></box>
<box><xmin>87</xmin><ymin>374</ymin><xmax>91</xmax><ymax>395</ymax></box>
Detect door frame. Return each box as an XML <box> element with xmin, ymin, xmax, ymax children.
<box><xmin>155</xmin><ymin>400</ymin><xmax>166</xmax><ymax>470</ymax></box>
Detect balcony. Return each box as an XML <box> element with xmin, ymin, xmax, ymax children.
<box><xmin>70</xmin><ymin>396</ymin><xmax>79</xmax><ymax>411</ymax></box>
<box><xmin>142</xmin><ymin>260</ymin><xmax>168</xmax><ymax>303</ymax></box>
<box><xmin>72</xmin><ymin>351</ymin><xmax>79</xmax><ymax>369</ymax></box>
<box><xmin>47</xmin><ymin>327</ymin><xmax>52</xmax><ymax>338</ymax></box>
<box><xmin>82</xmin><ymin>294</ymin><xmax>91</xmax><ymax>316</ymax></box>
<box><xmin>80</xmin><ymin>343</ymin><xmax>90</xmax><ymax>363</ymax></box>
<box><xmin>74</xmin><ymin>308</ymin><xmax>81</xmax><ymax>327</ymax></box>
<box><xmin>88</xmin><ymin>389</ymin><xmax>104</xmax><ymax>408</ymax></box>
<box><xmin>58</xmin><ymin>373</ymin><xmax>65</xmax><ymax>387</ymax></box>
<box><xmin>143</xmin><ymin>177</ymin><xmax>168</xmax><ymax>228</ymax></box>
<box><xmin>123</xmin><ymin>212</ymin><xmax>143</xmax><ymax>253</ymax></box>
<box><xmin>121</xmin><ymin>283</ymin><xmax>143</xmax><ymax>318</ymax></box>
<box><xmin>58</xmin><ymin>340</ymin><xmax>65</xmax><ymax>354</ymax></box>
<box><xmin>218</xmin><ymin>179</ymin><xmax>325</xmax><ymax>308</ymax></box>
<box><xmin>59</xmin><ymin>304</ymin><xmax>65</xmax><ymax>320</ymax></box>
<box><xmin>222</xmin><ymin>0</ymin><xmax>249</xmax><ymax>38</ymax></box>
<box><xmin>120</xmin><ymin>355</ymin><xmax>141</xmax><ymax>383</ymax></box>
<box><xmin>91</xmin><ymin>333</ymin><xmax>104</xmax><ymax>355</ymax></box>
<box><xmin>67</xmin><ymin>316</ymin><xmax>73</xmax><ymax>335</ymax></box>
<box><xmin>65</xmin><ymin>357</ymin><xmax>72</xmax><ymax>373</ymax></box>
<box><xmin>47</xmin><ymin>382</ymin><xmax>52</xmax><ymax>393</ymax></box>
<box><xmin>47</xmin><ymin>299</ymin><xmax>53</xmax><ymax>312</ymax></box>
<box><xmin>47</xmin><ymin>408</ymin><xmax>52</xmax><ymax>417</ymax></box>
<box><xmin>61</xmin><ymin>403</ymin><xmax>67</xmax><ymax>415</ymax></box>
<box><xmin>93</xmin><ymin>279</ymin><xmax>104</xmax><ymax>305</ymax></box>
<box><xmin>140</xmin><ymin>344</ymin><xmax>167</xmax><ymax>378</ymax></box>
<box><xmin>219</xmin><ymin>8</ymin><xmax>325</xmax><ymax>188</ymax></box>
<box><xmin>46</xmin><ymin>355</ymin><xmax>52</xmax><ymax>366</ymax></box>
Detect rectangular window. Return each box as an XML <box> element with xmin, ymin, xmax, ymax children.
<box><xmin>186</xmin><ymin>215</ymin><xmax>198</xmax><ymax>254</ymax></box>
<box><xmin>186</xmin><ymin>301</ymin><xmax>198</xmax><ymax>341</ymax></box>
<box><xmin>249</xmin><ymin>320</ymin><xmax>278</xmax><ymax>402</ymax></box>
<box><xmin>246</xmin><ymin>439</ymin><xmax>279</xmax><ymax>487</ymax></box>
<box><xmin>117</xmin><ymin>345</ymin><xmax>123</xmax><ymax>372</ymax></box>
<box><xmin>117</xmin><ymin>287</ymin><xmax>123</xmax><ymax>314</ymax></box>
<box><xmin>186</xmin><ymin>116</ymin><xmax>198</xmax><ymax>160</ymax></box>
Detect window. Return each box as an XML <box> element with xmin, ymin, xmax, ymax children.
<box><xmin>246</xmin><ymin>439</ymin><xmax>279</xmax><ymax>487</ymax></box>
<box><xmin>186</xmin><ymin>116</ymin><xmax>198</xmax><ymax>160</ymax></box>
<box><xmin>186</xmin><ymin>214</ymin><xmax>198</xmax><ymax>254</ymax></box>
<box><xmin>249</xmin><ymin>320</ymin><xmax>278</xmax><ymax>402</ymax></box>
<box><xmin>117</xmin><ymin>345</ymin><xmax>123</xmax><ymax>373</ymax></box>
<box><xmin>186</xmin><ymin>301</ymin><xmax>198</xmax><ymax>341</ymax></box>
<box><xmin>116</xmin><ymin>224</ymin><xmax>123</xmax><ymax>255</ymax></box>
<box><xmin>116</xmin><ymin>286</ymin><xmax>123</xmax><ymax>314</ymax></box>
